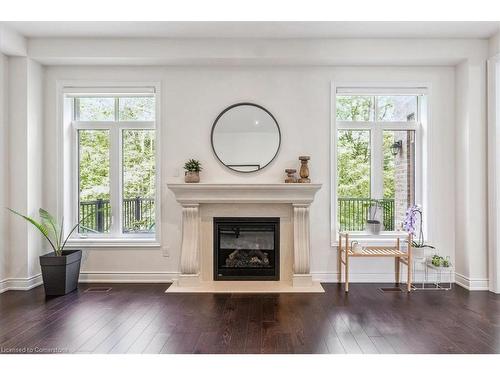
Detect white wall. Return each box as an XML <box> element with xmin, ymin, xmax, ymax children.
<box><xmin>0</xmin><ymin>53</ymin><xmax>8</xmax><ymax>284</ymax></box>
<box><xmin>487</xmin><ymin>31</ymin><xmax>500</xmax><ymax>292</ymax></box>
<box><xmin>7</xmin><ymin>57</ymin><xmax>44</xmax><ymax>283</ymax></box>
<box><xmin>43</xmin><ymin>65</ymin><xmax>456</xmax><ymax>282</ymax></box>
<box><xmin>455</xmin><ymin>59</ymin><xmax>489</xmax><ymax>290</ymax></box>
<box><xmin>487</xmin><ymin>58</ymin><xmax>500</xmax><ymax>293</ymax></box>
<box><xmin>27</xmin><ymin>59</ymin><xmax>44</xmax><ymax>277</ymax></box>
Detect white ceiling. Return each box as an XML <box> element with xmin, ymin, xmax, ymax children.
<box><xmin>3</xmin><ymin>21</ymin><xmax>500</xmax><ymax>39</ymax></box>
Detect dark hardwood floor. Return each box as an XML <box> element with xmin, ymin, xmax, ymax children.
<box><xmin>1</xmin><ymin>283</ymin><xmax>500</xmax><ymax>354</ymax></box>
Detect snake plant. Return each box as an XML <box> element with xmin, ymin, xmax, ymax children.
<box><xmin>8</xmin><ymin>208</ymin><xmax>86</xmax><ymax>256</ymax></box>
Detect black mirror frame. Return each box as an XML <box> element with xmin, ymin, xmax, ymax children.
<box><xmin>210</xmin><ymin>102</ymin><xmax>282</xmax><ymax>174</ymax></box>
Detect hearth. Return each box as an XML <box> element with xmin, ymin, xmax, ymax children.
<box><xmin>213</xmin><ymin>217</ymin><xmax>280</xmax><ymax>280</ymax></box>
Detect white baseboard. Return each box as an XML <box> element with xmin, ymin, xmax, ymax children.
<box><xmin>0</xmin><ymin>274</ymin><xmax>43</xmax><ymax>293</ymax></box>
<box><xmin>312</xmin><ymin>271</ymin><xmax>408</xmax><ymax>283</ymax></box>
<box><xmin>84</xmin><ymin>272</ymin><xmax>405</xmax><ymax>285</ymax></box>
<box><xmin>454</xmin><ymin>272</ymin><xmax>489</xmax><ymax>291</ymax></box>
<box><xmin>312</xmin><ymin>271</ymin><xmax>456</xmax><ymax>284</ymax></box>
<box><xmin>78</xmin><ymin>271</ymin><xmax>179</xmax><ymax>283</ymax></box>
<box><xmin>0</xmin><ymin>271</ymin><xmax>488</xmax><ymax>292</ymax></box>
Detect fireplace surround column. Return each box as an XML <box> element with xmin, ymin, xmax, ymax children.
<box><xmin>292</xmin><ymin>203</ymin><xmax>313</xmax><ymax>286</ymax></box>
<box><xmin>178</xmin><ymin>203</ymin><xmax>201</xmax><ymax>286</ymax></box>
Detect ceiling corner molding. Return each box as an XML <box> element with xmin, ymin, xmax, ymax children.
<box><xmin>489</xmin><ymin>31</ymin><xmax>500</xmax><ymax>58</ymax></box>
<box><xmin>0</xmin><ymin>24</ymin><xmax>27</xmax><ymax>56</ymax></box>
<box><xmin>25</xmin><ymin>37</ymin><xmax>488</xmax><ymax>67</ymax></box>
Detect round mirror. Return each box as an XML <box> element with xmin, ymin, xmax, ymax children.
<box><xmin>211</xmin><ymin>103</ymin><xmax>281</xmax><ymax>173</ymax></box>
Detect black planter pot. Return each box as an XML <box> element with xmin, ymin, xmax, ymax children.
<box><xmin>39</xmin><ymin>250</ymin><xmax>82</xmax><ymax>296</ymax></box>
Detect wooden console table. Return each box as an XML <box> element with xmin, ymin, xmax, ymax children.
<box><xmin>338</xmin><ymin>232</ymin><xmax>413</xmax><ymax>292</ymax></box>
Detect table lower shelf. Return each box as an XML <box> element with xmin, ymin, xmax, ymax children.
<box><xmin>346</xmin><ymin>247</ymin><xmax>408</xmax><ymax>257</ymax></box>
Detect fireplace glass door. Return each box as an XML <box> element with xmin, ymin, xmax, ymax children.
<box><xmin>214</xmin><ymin>217</ymin><xmax>280</xmax><ymax>280</ymax></box>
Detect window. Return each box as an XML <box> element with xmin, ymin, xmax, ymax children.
<box><xmin>70</xmin><ymin>93</ymin><xmax>157</xmax><ymax>239</ymax></box>
<box><xmin>335</xmin><ymin>90</ymin><xmax>422</xmax><ymax>233</ymax></box>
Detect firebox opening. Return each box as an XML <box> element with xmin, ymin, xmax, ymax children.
<box><xmin>213</xmin><ymin>217</ymin><xmax>280</xmax><ymax>281</ymax></box>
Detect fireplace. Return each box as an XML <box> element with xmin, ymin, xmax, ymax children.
<box><xmin>213</xmin><ymin>217</ymin><xmax>280</xmax><ymax>281</ymax></box>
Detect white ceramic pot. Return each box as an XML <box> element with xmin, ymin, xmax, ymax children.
<box><xmin>365</xmin><ymin>222</ymin><xmax>381</xmax><ymax>235</ymax></box>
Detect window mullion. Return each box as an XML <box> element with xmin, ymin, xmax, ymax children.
<box><xmin>115</xmin><ymin>98</ymin><xmax>119</xmax><ymax>122</ymax></box>
<box><xmin>110</xmin><ymin>124</ymin><xmax>121</xmax><ymax>236</ymax></box>
<box><xmin>371</xmin><ymin>127</ymin><xmax>384</xmax><ymax>200</ymax></box>
<box><xmin>118</xmin><ymin>127</ymin><xmax>124</xmax><ymax>236</ymax></box>
<box><xmin>74</xmin><ymin>98</ymin><xmax>80</xmax><ymax>121</ymax></box>
<box><xmin>371</xmin><ymin>96</ymin><xmax>383</xmax><ymax>201</ymax></box>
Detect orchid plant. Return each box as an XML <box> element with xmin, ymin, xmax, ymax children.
<box><xmin>403</xmin><ymin>205</ymin><xmax>434</xmax><ymax>248</ymax></box>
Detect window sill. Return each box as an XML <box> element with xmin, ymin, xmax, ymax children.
<box><xmin>65</xmin><ymin>238</ymin><xmax>161</xmax><ymax>248</ymax></box>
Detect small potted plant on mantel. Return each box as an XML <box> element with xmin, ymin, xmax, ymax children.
<box><xmin>184</xmin><ymin>159</ymin><xmax>202</xmax><ymax>183</ymax></box>
<box><xmin>8</xmin><ymin>208</ymin><xmax>86</xmax><ymax>296</ymax></box>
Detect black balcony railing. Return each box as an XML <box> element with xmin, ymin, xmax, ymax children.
<box><xmin>79</xmin><ymin>197</ymin><xmax>155</xmax><ymax>233</ymax></box>
<box><xmin>338</xmin><ymin>198</ymin><xmax>395</xmax><ymax>232</ymax></box>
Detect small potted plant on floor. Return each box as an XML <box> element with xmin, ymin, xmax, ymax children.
<box><xmin>184</xmin><ymin>159</ymin><xmax>202</xmax><ymax>183</ymax></box>
<box><xmin>8</xmin><ymin>208</ymin><xmax>86</xmax><ymax>296</ymax></box>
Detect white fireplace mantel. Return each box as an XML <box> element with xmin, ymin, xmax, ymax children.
<box><xmin>167</xmin><ymin>183</ymin><xmax>322</xmax><ymax>292</ymax></box>
<box><xmin>167</xmin><ymin>183</ymin><xmax>322</xmax><ymax>204</ymax></box>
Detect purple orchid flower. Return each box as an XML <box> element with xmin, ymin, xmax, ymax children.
<box><xmin>403</xmin><ymin>205</ymin><xmax>421</xmax><ymax>235</ymax></box>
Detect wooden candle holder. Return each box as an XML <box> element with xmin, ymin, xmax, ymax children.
<box><xmin>298</xmin><ymin>156</ymin><xmax>310</xmax><ymax>183</ymax></box>
<box><xmin>285</xmin><ymin>169</ymin><xmax>297</xmax><ymax>183</ymax></box>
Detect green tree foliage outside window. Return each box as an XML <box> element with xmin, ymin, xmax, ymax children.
<box><xmin>79</xmin><ymin>130</ymin><xmax>110</xmax><ymax>201</ymax></box>
<box><xmin>123</xmin><ymin>130</ymin><xmax>156</xmax><ymax>199</ymax></box>
<box><xmin>336</xmin><ymin>95</ymin><xmax>374</xmax><ymax>121</ymax></box>
<box><xmin>77</xmin><ymin>98</ymin><xmax>115</xmax><ymax>121</ymax></box>
<box><xmin>337</xmin><ymin>130</ymin><xmax>370</xmax><ymax>199</ymax></box>
<box><xmin>119</xmin><ymin>97</ymin><xmax>155</xmax><ymax>121</ymax></box>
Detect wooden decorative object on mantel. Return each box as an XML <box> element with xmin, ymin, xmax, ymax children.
<box><xmin>285</xmin><ymin>169</ymin><xmax>297</xmax><ymax>183</ymax></box>
<box><xmin>298</xmin><ymin>156</ymin><xmax>311</xmax><ymax>183</ymax></box>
